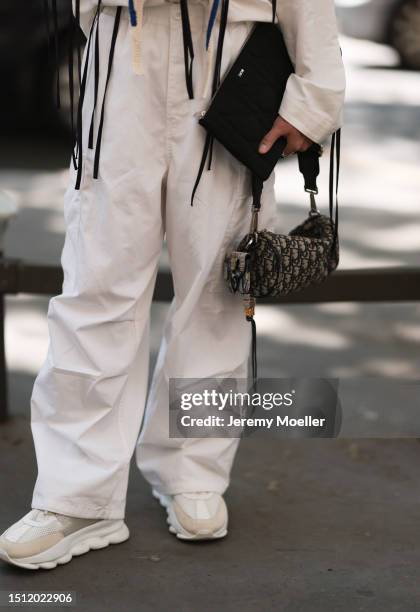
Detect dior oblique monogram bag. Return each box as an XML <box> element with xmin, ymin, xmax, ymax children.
<box><xmin>223</xmin><ymin>137</ymin><xmax>340</xmax><ymax>384</ymax></box>
<box><xmin>225</xmin><ymin>140</ymin><xmax>340</xmax><ymax>300</ymax></box>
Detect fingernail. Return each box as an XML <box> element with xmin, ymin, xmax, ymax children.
<box><xmin>259</xmin><ymin>144</ymin><xmax>268</xmax><ymax>153</ymax></box>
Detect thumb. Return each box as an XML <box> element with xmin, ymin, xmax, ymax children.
<box><xmin>258</xmin><ymin>124</ymin><xmax>287</xmax><ymax>154</ymax></box>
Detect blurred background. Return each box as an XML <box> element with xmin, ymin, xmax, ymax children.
<box><xmin>2</xmin><ymin>0</ymin><xmax>419</xmax><ymax>409</ymax></box>
<box><xmin>1</xmin><ymin>2</ymin><xmax>420</xmax><ymax>607</ymax></box>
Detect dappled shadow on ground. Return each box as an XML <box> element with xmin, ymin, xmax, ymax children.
<box><xmin>257</xmin><ymin>301</ymin><xmax>420</xmax><ymax>380</ymax></box>
<box><xmin>1</xmin><ymin>414</ymin><xmax>420</xmax><ymax>610</ymax></box>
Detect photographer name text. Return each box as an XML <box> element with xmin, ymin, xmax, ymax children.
<box><xmin>179</xmin><ymin>415</ymin><xmax>326</xmax><ymax>428</ymax></box>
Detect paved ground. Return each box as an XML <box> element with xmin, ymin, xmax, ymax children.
<box><xmin>1</xmin><ymin>35</ymin><xmax>420</xmax><ymax>611</ymax></box>
<box><xmin>2</xmin><ymin>415</ymin><xmax>420</xmax><ymax>611</ymax></box>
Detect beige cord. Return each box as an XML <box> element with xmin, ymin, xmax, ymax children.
<box><xmin>130</xmin><ymin>0</ymin><xmax>145</xmax><ymax>75</ymax></box>
<box><xmin>130</xmin><ymin>0</ymin><xmax>215</xmax><ymax>92</ymax></box>
<box><xmin>200</xmin><ymin>0</ymin><xmax>217</xmax><ymax>99</ymax></box>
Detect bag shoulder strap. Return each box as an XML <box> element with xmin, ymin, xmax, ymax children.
<box><xmin>251</xmin><ymin>142</ymin><xmax>321</xmax><ymax>212</ymax></box>
<box><xmin>251</xmin><ymin>133</ymin><xmax>341</xmax><ymax>236</ymax></box>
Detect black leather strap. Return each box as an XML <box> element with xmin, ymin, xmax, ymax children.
<box><xmin>251</xmin><ymin>174</ymin><xmax>264</xmax><ymax>211</ymax></box>
<box><xmin>251</xmin><ymin>141</ymin><xmax>322</xmax><ymax>211</ymax></box>
<box><xmin>297</xmin><ymin>144</ymin><xmax>321</xmax><ymax>193</ymax></box>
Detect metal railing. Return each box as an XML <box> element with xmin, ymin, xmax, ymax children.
<box><xmin>2</xmin><ymin>253</ymin><xmax>420</xmax><ymax>421</ymax></box>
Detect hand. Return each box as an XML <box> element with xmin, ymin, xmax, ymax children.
<box><xmin>258</xmin><ymin>115</ymin><xmax>313</xmax><ymax>157</ymax></box>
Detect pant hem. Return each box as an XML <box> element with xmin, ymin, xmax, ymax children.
<box><xmin>31</xmin><ymin>495</ymin><xmax>126</xmax><ymax>520</ymax></box>
<box><xmin>149</xmin><ymin>480</ymin><xmax>230</xmax><ymax>497</ymax></box>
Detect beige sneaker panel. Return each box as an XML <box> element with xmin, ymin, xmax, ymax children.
<box><xmin>0</xmin><ymin>532</ymin><xmax>64</xmax><ymax>559</ymax></box>
<box><xmin>172</xmin><ymin>499</ymin><xmax>228</xmax><ymax>535</ymax></box>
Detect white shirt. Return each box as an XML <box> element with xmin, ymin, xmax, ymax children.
<box><xmin>76</xmin><ymin>0</ymin><xmax>346</xmax><ymax>143</ymax></box>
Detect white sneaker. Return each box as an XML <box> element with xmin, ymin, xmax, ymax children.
<box><xmin>0</xmin><ymin>510</ymin><xmax>129</xmax><ymax>570</ymax></box>
<box><xmin>153</xmin><ymin>489</ymin><xmax>228</xmax><ymax>541</ymax></box>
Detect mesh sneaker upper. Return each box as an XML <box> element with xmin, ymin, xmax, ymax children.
<box><xmin>2</xmin><ymin>510</ymin><xmax>97</xmax><ymax>543</ymax></box>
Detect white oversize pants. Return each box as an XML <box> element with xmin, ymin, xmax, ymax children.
<box><xmin>31</xmin><ymin>1</ymin><xmax>277</xmax><ymax>519</ymax></box>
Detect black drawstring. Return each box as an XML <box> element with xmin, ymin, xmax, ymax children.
<box><xmin>73</xmin><ymin>4</ymin><xmax>120</xmax><ymax>189</ymax></box>
<box><xmin>246</xmin><ymin>174</ymin><xmax>263</xmax><ymax>388</ymax></box>
<box><xmin>88</xmin><ymin>0</ymin><xmax>102</xmax><ymax>150</ymax></box>
<box><xmin>75</xmin><ymin>0</ymin><xmax>82</xmax><ymax>86</ymax></box>
<box><xmin>74</xmin><ymin>8</ymin><xmax>97</xmax><ymax>190</ymax></box>
<box><xmin>271</xmin><ymin>0</ymin><xmax>277</xmax><ymax>24</ymax></box>
<box><xmin>180</xmin><ymin>0</ymin><xmax>195</xmax><ymax>99</ymax></box>
<box><xmin>190</xmin><ymin>132</ymin><xmax>213</xmax><ymax>206</ymax></box>
<box><xmin>72</xmin><ymin>0</ymin><xmax>82</xmax><ymax>166</ymax></box>
<box><xmin>206</xmin><ymin>0</ymin><xmax>229</xmax><ymax>172</ymax></box>
<box><xmin>210</xmin><ymin>0</ymin><xmax>230</xmax><ymax>94</ymax></box>
<box><xmin>190</xmin><ymin>0</ymin><xmax>230</xmax><ymax>206</ymax></box>
<box><xmin>247</xmin><ymin>314</ymin><xmax>257</xmax><ymax>387</ymax></box>
<box><xmin>93</xmin><ymin>7</ymin><xmax>122</xmax><ymax>180</ymax></box>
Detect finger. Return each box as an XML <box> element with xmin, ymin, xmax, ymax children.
<box><xmin>258</xmin><ymin>124</ymin><xmax>288</xmax><ymax>154</ymax></box>
<box><xmin>299</xmin><ymin>141</ymin><xmax>312</xmax><ymax>152</ymax></box>
<box><xmin>258</xmin><ymin>128</ymin><xmax>278</xmax><ymax>154</ymax></box>
<box><xmin>284</xmin><ymin>134</ymin><xmax>310</xmax><ymax>156</ymax></box>
<box><xmin>283</xmin><ymin>137</ymin><xmax>299</xmax><ymax>156</ymax></box>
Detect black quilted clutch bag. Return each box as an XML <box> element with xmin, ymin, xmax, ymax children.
<box><xmin>198</xmin><ymin>22</ymin><xmax>294</xmax><ymax>181</ymax></box>
<box><xmin>191</xmin><ymin>20</ymin><xmax>323</xmax><ymax>203</ymax></box>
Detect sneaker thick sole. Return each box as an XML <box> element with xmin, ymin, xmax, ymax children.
<box><xmin>0</xmin><ymin>520</ymin><xmax>129</xmax><ymax>570</ymax></box>
<box><xmin>152</xmin><ymin>489</ymin><xmax>228</xmax><ymax>541</ymax></box>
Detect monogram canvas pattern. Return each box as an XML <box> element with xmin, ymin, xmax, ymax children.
<box><xmin>224</xmin><ymin>213</ymin><xmax>339</xmax><ymax>298</ymax></box>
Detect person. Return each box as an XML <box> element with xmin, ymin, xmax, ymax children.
<box><xmin>0</xmin><ymin>0</ymin><xmax>345</xmax><ymax>569</ymax></box>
